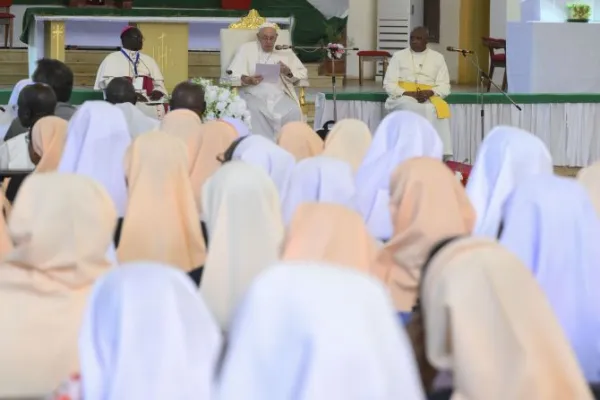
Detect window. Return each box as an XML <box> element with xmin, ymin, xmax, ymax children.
<box><xmin>424</xmin><ymin>0</ymin><xmax>440</xmax><ymax>43</ymax></box>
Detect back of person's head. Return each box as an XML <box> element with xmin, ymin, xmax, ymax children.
<box><xmin>32</xmin><ymin>58</ymin><xmax>74</xmax><ymax>103</ymax></box>
<box><xmin>170</xmin><ymin>81</ymin><xmax>206</xmax><ymax>119</ymax></box>
<box><xmin>17</xmin><ymin>83</ymin><xmax>57</xmax><ymax>129</ymax></box>
<box><xmin>105</xmin><ymin>77</ymin><xmax>137</xmax><ymax>105</ymax></box>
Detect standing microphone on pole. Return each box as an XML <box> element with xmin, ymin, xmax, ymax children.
<box><xmin>446</xmin><ymin>46</ymin><xmax>475</xmax><ymax>55</ymax></box>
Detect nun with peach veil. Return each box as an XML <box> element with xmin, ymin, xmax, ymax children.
<box><xmin>276</xmin><ymin>121</ymin><xmax>323</xmax><ymax>161</ymax></box>
<box><xmin>322</xmin><ymin>118</ymin><xmax>372</xmax><ymax>172</ymax></box>
<box><xmin>0</xmin><ymin>173</ymin><xmax>117</xmax><ymax>398</ymax></box>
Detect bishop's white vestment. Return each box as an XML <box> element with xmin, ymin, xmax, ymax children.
<box><xmin>384</xmin><ymin>47</ymin><xmax>453</xmax><ymax>156</ymax></box>
<box><xmin>227</xmin><ymin>41</ymin><xmax>308</xmax><ymax>140</ymax></box>
<box><xmin>94</xmin><ymin>49</ymin><xmax>168</xmax><ymax>120</ymax></box>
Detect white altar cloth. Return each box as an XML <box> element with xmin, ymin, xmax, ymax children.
<box><xmin>507</xmin><ymin>21</ymin><xmax>600</xmax><ymax>93</ymax></box>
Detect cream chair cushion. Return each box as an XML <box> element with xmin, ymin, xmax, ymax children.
<box><xmin>220</xmin><ymin>29</ymin><xmax>292</xmax><ymax>77</ymax></box>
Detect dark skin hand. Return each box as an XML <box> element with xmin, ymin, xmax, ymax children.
<box><xmin>136</xmin><ymin>92</ymin><xmax>148</xmax><ymax>102</ymax></box>
<box><xmin>404</xmin><ymin>90</ymin><xmax>435</xmax><ymax>103</ymax></box>
<box><xmin>148</xmin><ymin>90</ymin><xmax>164</xmax><ymax>101</ymax></box>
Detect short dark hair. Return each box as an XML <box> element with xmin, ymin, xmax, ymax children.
<box><xmin>105</xmin><ymin>77</ymin><xmax>137</xmax><ymax>105</ymax></box>
<box><xmin>17</xmin><ymin>83</ymin><xmax>57</xmax><ymax>128</ymax></box>
<box><xmin>170</xmin><ymin>81</ymin><xmax>206</xmax><ymax>116</ymax></box>
<box><xmin>217</xmin><ymin>136</ymin><xmax>248</xmax><ymax>164</ymax></box>
<box><xmin>32</xmin><ymin>58</ymin><xmax>74</xmax><ymax>103</ymax></box>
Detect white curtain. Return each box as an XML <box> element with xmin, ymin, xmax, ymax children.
<box><xmin>314</xmin><ymin>94</ymin><xmax>600</xmax><ymax>166</ymax></box>
<box><xmin>306</xmin><ymin>0</ymin><xmax>349</xmax><ymax>19</ymax></box>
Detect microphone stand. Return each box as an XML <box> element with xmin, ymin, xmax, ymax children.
<box><xmin>460</xmin><ymin>51</ymin><xmax>521</xmax><ymax>142</ymax></box>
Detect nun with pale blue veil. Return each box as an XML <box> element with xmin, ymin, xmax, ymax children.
<box><xmin>219</xmin><ymin>117</ymin><xmax>250</xmax><ymax>138</ymax></box>
<box><xmin>355</xmin><ymin>110</ymin><xmax>443</xmax><ymax>241</ymax></box>
<box><xmin>230</xmin><ymin>134</ymin><xmax>295</xmax><ymax>195</ymax></box>
<box><xmin>466</xmin><ymin>125</ymin><xmax>553</xmax><ymax>238</ymax></box>
<box><xmin>281</xmin><ymin>155</ymin><xmax>357</xmax><ymax>224</ymax></box>
<box><xmin>218</xmin><ymin>263</ymin><xmax>425</xmax><ymax>399</ymax></box>
<box><xmin>500</xmin><ymin>174</ymin><xmax>600</xmax><ymax>384</ymax></box>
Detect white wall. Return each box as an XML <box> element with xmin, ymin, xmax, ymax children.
<box><xmin>346</xmin><ymin>0</ymin><xmax>460</xmax><ymax>82</ymax></box>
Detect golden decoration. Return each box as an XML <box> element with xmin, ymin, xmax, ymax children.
<box><xmin>152</xmin><ymin>32</ymin><xmax>173</xmax><ymax>72</ymax></box>
<box><xmin>228</xmin><ymin>9</ymin><xmax>280</xmax><ymax>30</ymax></box>
<box><xmin>51</xmin><ymin>24</ymin><xmax>64</xmax><ymax>55</ymax></box>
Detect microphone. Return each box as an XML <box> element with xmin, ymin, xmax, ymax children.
<box><xmin>446</xmin><ymin>46</ymin><xmax>475</xmax><ymax>54</ymax></box>
<box><xmin>275</xmin><ymin>44</ymin><xmax>294</xmax><ymax>50</ymax></box>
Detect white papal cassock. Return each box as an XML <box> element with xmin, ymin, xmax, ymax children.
<box><xmin>227</xmin><ymin>41</ymin><xmax>308</xmax><ymax>140</ymax></box>
<box><xmin>94</xmin><ymin>49</ymin><xmax>167</xmax><ymax>120</ymax></box>
<box><xmin>383</xmin><ymin>48</ymin><xmax>452</xmax><ymax>155</ymax></box>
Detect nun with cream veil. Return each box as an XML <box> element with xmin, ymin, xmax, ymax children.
<box><xmin>200</xmin><ymin>161</ymin><xmax>284</xmax><ymax>331</ymax></box>
<box><xmin>465</xmin><ymin>125</ymin><xmax>553</xmax><ymax>238</ymax></box>
<box><xmin>230</xmin><ymin>134</ymin><xmax>296</xmax><ymax>195</ymax></box>
<box><xmin>282</xmin><ymin>203</ymin><xmax>380</xmax><ymax>276</ymax></box>
<box><xmin>408</xmin><ymin>237</ymin><xmax>593</xmax><ymax>399</ymax></box>
<box><xmin>577</xmin><ymin>161</ymin><xmax>600</xmax><ymax>216</ymax></box>
<box><xmin>116</xmin><ymin>132</ymin><xmax>207</xmax><ymax>284</ymax></box>
<box><xmin>217</xmin><ymin>263</ymin><xmax>426</xmax><ymax>399</ymax></box>
<box><xmin>57</xmin><ymin>101</ymin><xmax>131</xmax><ymax>218</ymax></box>
<box><xmin>161</xmin><ymin>111</ymin><xmax>237</xmax><ymax>211</ymax></box>
<box><xmin>322</xmin><ymin>118</ymin><xmax>372</xmax><ymax>172</ymax></box>
<box><xmin>281</xmin><ymin>155</ymin><xmax>357</xmax><ymax>224</ymax></box>
<box><xmin>355</xmin><ymin>110</ymin><xmax>443</xmax><ymax>241</ymax></box>
<box><xmin>0</xmin><ymin>173</ymin><xmax>117</xmax><ymax>398</ymax></box>
<box><xmin>49</xmin><ymin>263</ymin><xmax>223</xmax><ymax>400</ymax></box>
<box><xmin>499</xmin><ymin>175</ymin><xmax>600</xmax><ymax>384</ymax></box>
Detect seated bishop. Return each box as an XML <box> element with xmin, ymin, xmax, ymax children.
<box><xmin>384</xmin><ymin>26</ymin><xmax>453</xmax><ymax>159</ymax></box>
<box><xmin>94</xmin><ymin>26</ymin><xmax>168</xmax><ymax>119</ymax></box>
<box><xmin>227</xmin><ymin>22</ymin><xmax>308</xmax><ymax>141</ymax></box>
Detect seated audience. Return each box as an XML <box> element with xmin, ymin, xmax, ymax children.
<box><xmin>169</xmin><ymin>81</ymin><xmax>207</xmax><ymax>119</ymax></box>
<box><xmin>466</xmin><ymin>125</ymin><xmax>553</xmax><ymax>237</ymax></box>
<box><xmin>50</xmin><ymin>263</ymin><xmax>222</xmax><ymax>399</ymax></box>
<box><xmin>230</xmin><ymin>134</ymin><xmax>295</xmax><ymax>195</ymax></box>
<box><xmin>276</xmin><ymin>121</ymin><xmax>323</xmax><ymax>160</ymax></box>
<box><xmin>500</xmin><ymin>175</ymin><xmax>600</xmax><ymax>383</ymax></box>
<box><xmin>322</xmin><ymin>118</ymin><xmax>372</xmax><ymax>172</ymax></box>
<box><xmin>282</xmin><ymin>203</ymin><xmax>379</xmax><ymax>275</ymax></box>
<box><xmin>410</xmin><ymin>237</ymin><xmax>593</xmax><ymax>398</ymax></box>
<box><xmin>58</xmin><ymin>101</ymin><xmax>131</xmax><ymax>218</ymax></box>
<box><xmin>355</xmin><ymin>111</ymin><xmax>444</xmax><ymax>241</ymax></box>
<box><xmin>118</xmin><ymin>132</ymin><xmax>206</xmax><ymax>284</ymax></box>
<box><xmin>375</xmin><ymin>158</ymin><xmax>474</xmax><ymax>311</ymax></box>
<box><xmin>4</xmin><ymin>59</ymin><xmax>75</xmax><ymax>142</ymax></box>
<box><xmin>227</xmin><ymin>23</ymin><xmax>308</xmax><ymax>140</ymax></box>
<box><xmin>105</xmin><ymin>77</ymin><xmax>159</xmax><ymax>138</ymax></box>
<box><xmin>200</xmin><ymin>161</ymin><xmax>284</xmax><ymax>330</ymax></box>
<box><xmin>218</xmin><ymin>263</ymin><xmax>425</xmax><ymax>399</ymax></box>
<box><xmin>0</xmin><ymin>172</ymin><xmax>116</xmax><ymax>398</ymax></box>
<box><xmin>281</xmin><ymin>155</ymin><xmax>357</xmax><ymax>224</ymax></box>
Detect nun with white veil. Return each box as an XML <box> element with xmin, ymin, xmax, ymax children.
<box><xmin>355</xmin><ymin>110</ymin><xmax>443</xmax><ymax>241</ymax></box>
<box><xmin>281</xmin><ymin>155</ymin><xmax>357</xmax><ymax>225</ymax></box>
<box><xmin>465</xmin><ymin>126</ymin><xmax>553</xmax><ymax>238</ymax></box>
<box><xmin>231</xmin><ymin>134</ymin><xmax>295</xmax><ymax>195</ymax></box>
<box><xmin>58</xmin><ymin>101</ymin><xmax>131</xmax><ymax>217</ymax></box>
<box><xmin>50</xmin><ymin>262</ymin><xmax>223</xmax><ymax>399</ymax></box>
<box><xmin>218</xmin><ymin>263</ymin><xmax>426</xmax><ymax>400</ymax></box>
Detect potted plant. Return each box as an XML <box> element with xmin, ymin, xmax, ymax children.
<box><xmin>318</xmin><ymin>23</ymin><xmax>347</xmax><ymax>76</ymax></box>
<box><xmin>566</xmin><ymin>3</ymin><xmax>591</xmax><ymax>22</ymax></box>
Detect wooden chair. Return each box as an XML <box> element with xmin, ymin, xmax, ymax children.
<box><xmin>357</xmin><ymin>50</ymin><xmax>391</xmax><ymax>86</ymax></box>
<box><xmin>0</xmin><ymin>0</ymin><xmax>14</xmax><ymax>48</ymax></box>
<box><xmin>482</xmin><ymin>37</ymin><xmax>506</xmax><ymax>92</ymax></box>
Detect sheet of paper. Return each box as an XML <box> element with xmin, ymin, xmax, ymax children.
<box><xmin>255</xmin><ymin>63</ymin><xmax>281</xmax><ymax>83</ymax></box>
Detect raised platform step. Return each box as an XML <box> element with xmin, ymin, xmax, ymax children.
<box><xmin>0</xmin><ymin>49</ymin><xmax>337</xmax><ymax>89</ymax></box>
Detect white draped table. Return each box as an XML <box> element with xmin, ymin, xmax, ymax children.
<box><xmin>314</xmin><ymin>92</ymin><xmax>600</xmax><ymax>167</ymax></box>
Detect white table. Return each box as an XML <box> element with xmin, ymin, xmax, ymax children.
<box><xmin>507</xmin><ymin>21</ymin><xmax>600</xmax><ymax>93</ymax></box>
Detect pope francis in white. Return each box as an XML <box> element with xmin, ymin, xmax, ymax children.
<box><xmin>227</xmin><ymin>23</ymin><xmax>308</xmax><ymax>140</ymax></box>
<box><xmin>384</xmin><ymin>27</ymin><xmax>452</xmax><ymax>157</ymax></box>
